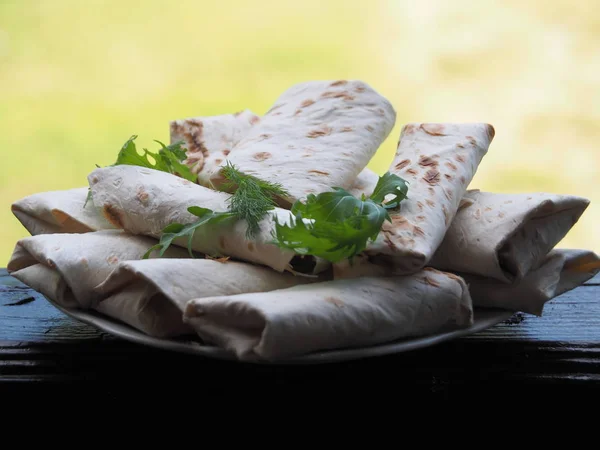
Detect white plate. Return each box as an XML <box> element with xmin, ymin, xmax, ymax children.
<box><xmin>45</xmin><ymin>296</ymin><xmax>514</xmax><ymax>365</ymax></box>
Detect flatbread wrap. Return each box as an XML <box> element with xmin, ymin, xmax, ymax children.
<box><xmin>209</xmin><ymin>80</ymin><xmax>396</xmax><ymax>206</ymax></box>
<box><xmin>462</xmin><ymin>249</ymin><xmax>600</xmax><ymax>316</ymax></box>
<box><xmin>183</xmin><ymin>268</ymin><xmax>473</xmax><ymax>361</ymax></box>
<box><xmin>429</xmin><ymin>190</ymin><xmax>590</xmax><ymax>283</ymax></box>
<box><xmin>6</xmin><ymin>229</ymin><xmax>188</xmax><ymax>309</ymax></box>
<box><xmin>87</xmin><ymin>164</ymin><xmax>327</xmax><ymax>273</ymax></box>
<box><xmin>170</xmin><ymin>109</ymin><xmax>261</xmax><ymax>187</ymax></box>
<box><xmin>11</xmin><ymin>187</ymin><xmax>115</xmax><ymax>236</ymax></box>
<box><xmin>364</xmin><ymin>123</ymin><xmax>495</xmax><ymax>274</ymax></box>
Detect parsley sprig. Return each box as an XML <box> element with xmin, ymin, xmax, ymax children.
<box><xmin>272</xmin><ymin>173</ymin><xmax>409</xmax><ymax>263</ymax></box>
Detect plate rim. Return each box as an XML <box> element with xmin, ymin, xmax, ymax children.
<box><xmin>44</xmin><ymin>295</ymin><xmax>515</xmax><ymax>365</ymax></box>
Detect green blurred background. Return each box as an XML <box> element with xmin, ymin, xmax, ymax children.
<box><xmin>1</xmin><ymin>0</ymin><xmax>598</xmax><ymax>263</ymax></box>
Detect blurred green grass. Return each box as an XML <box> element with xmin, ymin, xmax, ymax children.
<box><xmin>1</xmin><ymin>0</ymin><xmax>599</xmax><ymax>263</ymax></box>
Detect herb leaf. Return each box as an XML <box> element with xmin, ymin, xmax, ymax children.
<box><xmin>114</xmin><ymin>135</ymin><xmax>196</xmax><ymax>183</ymax></box>
<box><xmin>219</xmin><ymin>161</ymin><xmax>289</xmax><ymax>238</ymax></box>
<box><xmin>272</xmin><ymin>173</ymin><xmax>408</xmax><ymax>263</ymax></box>
<box><xmin>142</xmin><ymin>206</ymin><xmax>237</xmax><ymax>259</ymax></box>
<box><xmin>368</xmin><ymin>172</ymin><xmax>409</xmax><ymax>209</ymax></box>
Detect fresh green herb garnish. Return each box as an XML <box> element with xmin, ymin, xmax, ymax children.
<box><xmin>143</xmin><ymin>206</ymin><xmax>237</xmax><ymax>259</ymax></box>
<box><xmin>143</xmin><ymin>163</ymin><xmax>288</xmax><ymax>258</ymax></box>
<box><xmin>114</xmin><ymin>135</ymin><xmax>196</xmax><ymax>182</ymax></box>
<box><xmin>272</xmin><ymin>173</ymin><xmax>408</xmax><ymax>263</ymax></box>
<box><xmin>219</xmin><ymin>161</ymin><xmax>289</xmax><ymax>238</ymax></box>
<box><xmin>85</xmin><ymin>136</ymin><xmax>195</xmax><ymax>208</ymax></box>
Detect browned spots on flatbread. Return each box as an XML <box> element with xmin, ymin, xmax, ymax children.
<box><xmin>485</xmin><ymin>206</ymin><xmax>493</xmax><ymax>212</ymax></box>
<box><xmin>222</xmin><ymin>149</ymin><xmax>230</xmax><ymax>156</ymax></box>
<box><xmin>421</xmin><ymin>276</ymin><xmax>441</xmax><ymax>288</ymax></box>
<box><xmin>527</xmin><ymin>196</ymin><xmax>533</xmax><ymax>200</ymax></box>
<box><xmin>302</xmin><ymin>153</ymin><xmax>312</xmax><ymax>157</ymax></box>
<box><xmin>460</xmin><ymin>176</ymin><xmax>466</xmax><ymax>185</ymax></box>
<box><xmin>416</xmin><ymin>215</ymin><xmax>426</xmax><ymax>222</ymax></box>
<box><xmin>419</xmin><ymin>155</ymin><xmax>439</xmax><ymax>168</ymax></box>
<box><xmin>287</xmin><ymin>144</ymin><xmax>296</xmax><ymax>149</ymax></box>
<box><xmin>354</xmin><ymin>85</ymin><xmax>366</xmax><ymax>93</ymax></box>
<box><xmin>258</xmin><ymin>133</ymin><xmax>271</xmax><ymax>140</ymax></box>
<box><xmin>106</xmin><ymin>255</ymin><xmax>119</xmax><ymax>265</ymax></box>
<box><xmin>413</xmin><ymin>225</ymin><xmax>425</xmax><ymax>237</ymax></box>
<box><xmin>444</xmin><ymin>174</ymin><xmax>454</xmax><ymax>181</ymax></box>
<box><xmin>90</xmin><ymin>176</ymin><xmax>99</xmax><ymax>184</ymax></box>
<box><xmin>423</xmin><ymin>169</ymin><xmax>441</xmax><ymax>185</ymax></box>
<box><xmin>456</xmin><ymin>143</ymin><xmax>465</xmax><ymax>149</ymax></box>
<box><xmin>442</xmin><ymin>205</ymin><xmax>451</xmax><ymax>226</ymax></box>
<box><xmin>382</xmin><ymin>230</ymin><xmax>402</xmax><ymax>253</ymax></box>
<box><xmin>300</xmin><ymin>99</ymin><xmax>315</xmax><ymax>108</ymax></box>
<box><xmin>294</xmin><ymin>109</ymin><xmax>302</xmax><ymax>116</ymax></box>
<box><xmin>249</xmin><ymin>115</ymin><xmax>260</xmax><ymax>125</ymax></box>
<box><xmin>456</xmin><ymin>154</ymin><xmax>466</xmax><ymax>163</ymax></box>
<box><xmin>504</xmin><ymin>200</ymin><xmax>513</xmax><ymax>204</ymax></box>
<box><xmin>218</xmin><ymin>236</ymin><xmax>226</xmax><ymax>250</ymax></box>
<box><xmin>233</xmin><ymin>110</ymin><xmax>243</xmax><ymax>117</ymax></box>
<box><xmin>266</xmin><ymin>103</ymin><xmax>284</xmax><ymax>114</ymax></box>
<box><xmin>466</xmin><ymin>136</ymin><xmax>477</xmax><ymax>146</ymax></box>
<box><xmin>330</xmin><ymin>80</ymin><xmax>348</xmax><ymax>87</ymax></box>
<box><xmin>406</xmin><ymin>168</ymin><xmax>418</xmax><ymax>176</ymax></box>
<box><xmin>395</xmin><ymin>159</ymin><xmax>411</xmax><ymax>170</ymax></box>
<box><xmin>445</xmin><ymin>161</ymin><xmax>458</xmax><ymax>172</ymax></box>
<box><xmin>426</xmin><ymin>199</ymin><xmax>436</xmax><ymax>208</ymax></box>
<box><xmin>214</xmin><ymin>159</ymin><xmax>223</xmax><ymax>165</ymax></box>
<box><xmin>377</xmin><ymin>108</ymin><xmax>386</xmax><ymax>116</ymax></box>
<box><xmin>420</xmin><ymin>123</ymin><xmax>446</xmax><ymax>136</ymax></box>
<box><xmin>443</xmin><ymin>188</ymin><xmax>453</xmax><ymax>201</ymax></box>
<box><xmin>321</xmin><ymin>91</ymin><xmax>355</xmax><ymax>101</ymax></box>
<box><xmin>247</xmin><ymin>242</ymin><xmax>255</xmax><ymax>252</ymax></box>
<box><xmin>498</xmin><ymin>212</ymin><xmax>506</xmax><ymax>218</ymax></box>
<box><xmin>365</xmin><ymin>125</ymin><xmax>375</xmax><ymax>132</ymax></box>
<box><xmin>428</xmin><ymin>187</ymin><xmax>436</xmax><ymax>197</ymax></box>
<box><xmin>340</xmin><ymin>127</ymin><xmax>354</xmax><ymax>133</ymax></box>
<box><xmin>417</xmin><ymin>201</ymin><xmax>425</xmax><ymax>211</ymax></box>
<box><xmin>253</xmin><ymin>152</ymin><xmax>271</xmax><ymax>161</ymax></box>
<box><xmin>402</xmin><ymin>124</ymin><xmax>417</xmax><ymax>136</ymax></box>
<box><xmin>136</xmin><ymin>187</ymin><xmax>149</xmax><ymax>205</ymax></box>
<box><xmin>102</xmin><ymin>204</ymin><xmax>124</xmax><ymax>229</ymax></box>
<box><xmin>271</xmin><ymin>112</ymin><xmax>282</xmax><ymax>116</ymax></box>
<box><xmin>341</xmin><ymin>152</ymin><xmax>352</xmax><ymax>156</ymax></box>
<box><xmin>308</xmin><ymin>170</ymin><xmax>330</xmax><ymax>176</ymax></box>
<box><xmin>325</xmin><ymin>296</ymin><xmax>344</xmax><ymax>307</ymax></box>
<box><xmin>307</xmin><ymin>125</ymin><xmax>333</xmax><ymax>138</ymax></box>
<box><xmin>486</xmin><ymin>124</ymin><xmax>496</xmax><ymax>140</ymax></box>
<box><xmin>390</xmin><ymin>215</ymin><xmax>411</xmax><ymax>229</ymax></box>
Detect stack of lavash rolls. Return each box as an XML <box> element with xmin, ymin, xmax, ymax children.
<box><xmin>7</xmin><ymin>80</ymin><xmax>599</xmax><ymax>361</ymax></box>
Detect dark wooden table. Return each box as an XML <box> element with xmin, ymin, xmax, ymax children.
<box><xmin>2</xmin><ymin>268</ymin><xmax>600</xmax><ymax>404</ymax></box>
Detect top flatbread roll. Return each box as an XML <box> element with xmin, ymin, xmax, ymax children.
<box><xmin>209</xmin><ymin>80</ymin><xmax>396</xmax><ymax>206</ymax></box>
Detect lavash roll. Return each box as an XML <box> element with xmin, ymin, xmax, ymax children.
<box><xmin>11</xmin><ymin>187</ymin><xmax>115</xmax><ymax>236</ymax></box>
<box><xmin>87</xmin><ymin>165</ymin><xmax>326</xmax><ymax>273</ymax></box>
<box><xmin>429</xmin><ymin>190</ymin><xmax>591</xmax><ymax>283</ymax></box>
<box><xmin>209</xmin><ymin>80</ymin><xmax>396</xmax><ymax>206</ymax></box>
<box><xmin>183</xmin><ymin>268</ymin><xmax>473</xmax><ymax>361</ymax></box>
<box><xmin>364</xmin><ymin>123</ymin><xmax>495</xmax><ymax>274</ymax></box>
<box><xmin>170</xmin><ymin>109</ymin><xmax>261</xmax><ymax>187</ymax></box>
<box><xmin>6</xmin><ymin>229</ymin><xmax>188</xmax><ymax>309</ymax></box>
<box><xmin>461</xmin><ymin>249</ymin><xmax>600</xmax><ymax>316</ymax></box>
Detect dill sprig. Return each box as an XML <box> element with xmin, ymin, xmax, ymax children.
<box><xmin>220</xmin><ymin>162</ymin><xmax>289</xmax><ymax>238</ymax></box>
